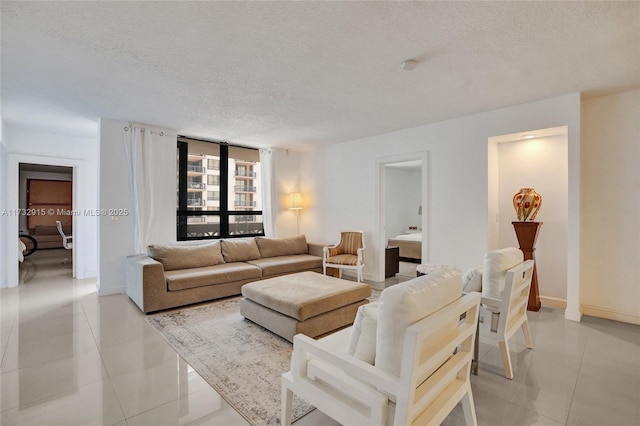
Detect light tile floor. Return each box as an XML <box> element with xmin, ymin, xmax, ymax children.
<box><xmin>1</xmin><ymin>251</ymin><xmax>638</xmax><ymax>425</ymax></box>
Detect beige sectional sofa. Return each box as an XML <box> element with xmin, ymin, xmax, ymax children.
<box><xmin>125</xmin><ymin>235</ymin><xmax>324</xmax><ymax>313</ymax></box>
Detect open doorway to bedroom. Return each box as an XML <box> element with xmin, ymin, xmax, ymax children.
<box><xmin>18</xmin><ymin>163</ymin><xmax>74</xmax><ymax>282</ymax></box>
<box><xmin>376</xmin><ymin>152</ymin><xmax>428</xmax><ymax>283</ymax></box>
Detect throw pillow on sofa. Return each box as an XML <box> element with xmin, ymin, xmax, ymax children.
<box><xmin>148</xmin><ymin>242</ymin><xmax>225</xmax><ymax>271</ymax></box>
<box><xmin>255</xmin><ymin>235</ymin><xmax>308</xmax><ymax>258</ymax></box>
<box><xmin>220</xmin><ymin>238</ymin><xmax>261</xmax><ymax>262</ymax></box>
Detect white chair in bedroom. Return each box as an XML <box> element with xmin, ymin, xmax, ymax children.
<box><xmin>462</xmin><ymin>247</ymin><xmax>534</xmax><ymax>379</ymax></box>
<box><xmin>282</xmin><ymin>269</ymin><xmax>481</xmax><ymax>426</ymax></box>
<box><xmin>323</xmin><ymin>231</ymin><xmax>365</xmax><ymax>282</ymax></box>
<box><xmin>56</xmin><ymin>220</ymin><xmax>73</xmax><ymax>264</ymax></box>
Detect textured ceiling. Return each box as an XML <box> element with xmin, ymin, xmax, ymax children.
<box><xmin>1</xmin><ymin>1</ymin><xmax>639</xmax><ymax>151</ymax></box>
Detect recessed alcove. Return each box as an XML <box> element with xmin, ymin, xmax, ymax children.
<box><xmin>488</xmin><ymin>126</ymin><xmax>569</xmax><ymax>307</ymax></box>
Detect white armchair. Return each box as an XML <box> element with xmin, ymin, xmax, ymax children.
<box><xmin>56</xmin><ymin>220</ymin><xmax>73</xmax><ymax>265</ymax></box>
<box><xmin>463</xmin><ymin>247</ymin><xmax>535</xmax><ymax>379</ymax></box>
<box><xmin>282</xmin><ymin>269</ymin><xmax>481</xmax><ymax>426</ymax></box>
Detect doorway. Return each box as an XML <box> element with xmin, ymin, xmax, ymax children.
<box><xmin>376</xmin><ymin>152</ymin><xmax>428</xmax><ymax>282</ymax></box>
<box><xmin>4</xmin><ymin>154</ymin><xmax>85</xmax><ymax>288</ymax></box>
<box><xmin>19</xmin><ymin>164</ymin><xmax>74</xmax><ymax>281</ymax></box>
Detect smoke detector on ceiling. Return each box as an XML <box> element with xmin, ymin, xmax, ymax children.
<box><xmin>401</xmin><ymin>59</ymin><xmax>418</xmax><ymax>70</ymax></box>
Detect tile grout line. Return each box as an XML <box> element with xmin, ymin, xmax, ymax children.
<box><xmin>562</xmin><ymin>329</ymin><xmax>589</xmax><ymax>425</ymax></box>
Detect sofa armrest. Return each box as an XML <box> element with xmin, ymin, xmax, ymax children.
<box><xmin>307</xmin><ymin>242</ymin><xmax>326</xmax><ymax>258</ymax></box>
<box><xmin>125</xmin><ymin>254</ymin><xmax>166</xmax><ymax>313</ymax></box>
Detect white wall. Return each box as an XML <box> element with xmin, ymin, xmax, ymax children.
<box><xmin>497</xmin><ymin>136</ymin><xmax>568</xmax><ymax>303</ymax></box>
<box><xmin>272</xmin><ymin>148</ymin><xmax>303</xmax><ymax>238</ymax></box>
<box><xmin>1</xmin><ymin>125</ymin><xmax>98</xmax><ymax>286</ymax></box>
<box><xmin>581</xmin><ymin>89</ymin><xmax>640</xmax><ymax>324</ymax></box>
<box><xmin>300</xmin><ymin>93</ymin><xmax>581</xmax><ymax>310</ymax></box>
<box><xmin>384</xmin><ymin>168</ymin><xmax>421</xmax><ymax>241</ymax></box>
<box><xmin>0</xmin><ymin>138</ymin><xmax>6</xmax><ymax>286</ymax></box>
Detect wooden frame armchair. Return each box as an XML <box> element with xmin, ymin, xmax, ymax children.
<box><xmin>463</xmin><ymin>247</ymin><xmax>535</xmax><ymax>379</ymax></box>
<box><xmin>480</xmin><ymin>257</ymin><xmax>534</xmax><ymax>379</ymax></box>
<box><xmin>323</xmin><ymin>231</ymin><xmax>365</xmax><ymax>282</ymax></box>
<box><xmin>282</xmin><ymin>269</ymin><xmax>481</xmax><ymax>426</ymax></box>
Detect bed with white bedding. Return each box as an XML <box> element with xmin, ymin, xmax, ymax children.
<box><xmin>387</xmin><ymin>232</ymin><xmax>422</xmax><ymax>263</ymax></box>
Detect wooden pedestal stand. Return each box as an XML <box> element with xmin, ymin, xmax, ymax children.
<box><xmin>512</xmin><ymin>221</ymin><xmax>542</xmax><ymax>312</ymax></box>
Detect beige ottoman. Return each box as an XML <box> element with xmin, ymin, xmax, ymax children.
<box><xmin>240</xmin><ymin>271</ymin><xmax>371</xmax><ymax>342</ymax></box>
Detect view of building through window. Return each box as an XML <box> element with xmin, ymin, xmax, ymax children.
<box><xmin>177</xmin><ymin>138</ymin><xmax>263</xmax><ymax>239</ymax></box>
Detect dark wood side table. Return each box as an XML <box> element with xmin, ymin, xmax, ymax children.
<box><xmin>385</xmin><ymin>246</ymin><xmax>400</xmax><ymax>278</ymax></box>
<box><xmin>512</xmin><ymin>221</ymin><xmax>542</xmax><ymax>311</ymax></box>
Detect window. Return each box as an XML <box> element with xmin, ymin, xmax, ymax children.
<box><xmin>177</xmin><ymin>137</ymin><xmax>264</xmax><ymax>240</ymax></box>
<box><xmin>208</xmin><ymin>158</ymin><xmax>220</xmax><ymax>170</ymax></box>
<box><xmin>207</xmin><ymin>175</ymin><xmax>219</xmax><ymax>186</ymax></box>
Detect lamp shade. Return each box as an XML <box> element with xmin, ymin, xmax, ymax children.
<box><xmin>288</xmin><ymin>192</ymin><xmax>303</xmax><ymax>210</ymax></box>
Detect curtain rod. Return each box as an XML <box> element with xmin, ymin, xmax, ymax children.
<box><xmin>123</xmin><ymin>122</ymin><xmax>176</xmax><ymax>137</ymax></box>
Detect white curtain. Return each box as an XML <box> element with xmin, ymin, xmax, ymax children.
<box><xmin>259</xmin><ymin>148</ymin><xmax>276</xmax><ymax>237</ymax></box>
<box><xmin>123</xmin><ymin>125</ymin><xmax>154</xmax><ymax>254</ymax></box>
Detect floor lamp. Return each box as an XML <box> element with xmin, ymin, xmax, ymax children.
<box><xmin>288</xmin><ymin>192</ymin><xmax>303</xmax><ymax>235</ymax></box>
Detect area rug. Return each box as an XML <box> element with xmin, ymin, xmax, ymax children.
<box><xmin>146</xmin><ymin>296</ymin><xmax>311</xmax><ymax>425</ymax></box>
<box><xmin>146</xmin><ymin>289</ymin><xmax>382</xmax><ymax>425</ymax></box>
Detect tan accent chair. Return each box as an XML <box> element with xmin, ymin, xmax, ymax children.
<box><xmin>323</xmin><ymin>231</ymin><xmax>365</xmax><ymax>282</ymax></box>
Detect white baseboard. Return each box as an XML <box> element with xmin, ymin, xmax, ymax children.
<box><xmin>540</xmin><ymin>296</ymin><xmax>566</xmax><ymax>309</ymax></box>
<box><xmin>581</xmin><ymin>304</ymin><xmax>640</xmax><ymax>325</ymax></box>
<box><xmin>98</xmin><ymin>285</ymin><xmax>125</xmax><ymax>296</ymax></box>
<box><xmin>76</xmin><ymin>269</ymin><xmax>97</xmax><ymax>280</ymax></box>
<box><xmin>564</xmin><ymin>309</ymin><xmax>583</xmax><ymax>322</ymax></box>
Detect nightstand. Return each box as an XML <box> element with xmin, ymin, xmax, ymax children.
<box><xmin>385</xmin><ymin>246</ymin><xmax>400</xmax><ymax>278</ymax></box>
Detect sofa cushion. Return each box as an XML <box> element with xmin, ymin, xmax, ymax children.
<box><xmin>376</xmin><ymin>268</ymin><xmax>461</xmax><ymax>377</ymax></box>
<box><xmin>220</xmin><ymin>238</ymin><xmax>261</xmax><ymax>263</ymax></box>
<box><xmin>148</xmin><ymin>242</ymin><xmax>225</xmax><ymax>271</ymax></box>
<box><xmin>482</xmin><ymin>247</ymin><xmax>523</xmax><ymax>299</ymax></box>
<box><xmin>245</xmin><ymin>254</ymin><xmax>322</xmax><ymax>277</ymax></box>
<box><xmin>255</xmin><ymin>235</ymin><xmax>308</xmax><ymax>258</ymax></box>
<box><xmin>165</xmin><ymin>262</ymin><xmax>262</xmax><ymax>291</ymax></box>
<box><xmin>347</xmin><ymin>302</ymin><xmax>379</xmax><ymax>365</ymax></box>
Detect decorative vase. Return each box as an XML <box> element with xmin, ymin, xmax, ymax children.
<box><xmin>512</xmin><ymin>188</ymin><xmax>542</xmax><ymax>221</ymax></box>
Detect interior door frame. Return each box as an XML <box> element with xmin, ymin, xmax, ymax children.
<box><xmin>4</xmin><ymin>154</ymin><xmax>84</xmax><ymax>287</ymax></box>
<box><xmin>375</xmin><ymin>151</ymin><xmax>429</xmax><ymax>282</ymax></box>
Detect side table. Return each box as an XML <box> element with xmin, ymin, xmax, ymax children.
<box><xmin>385</xmin><ymin>246</ymin><xmax>400</xmax><ymax>278</ymax></box>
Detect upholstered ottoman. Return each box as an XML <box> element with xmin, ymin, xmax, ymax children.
<box><xmin>240</xmin><ymin>271</ymin><xmax>371</xmax><ymax>342</ymax></box>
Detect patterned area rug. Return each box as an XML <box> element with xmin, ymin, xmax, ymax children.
<box><xmin>146</xmin><ymin>289</ymin><xmax>382</xmax><ymax>425</ymax></box>
<box><xmin>146</xmin><ymin>296</ymin><xmax>310</xmax><ymax>425</ymax></box>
